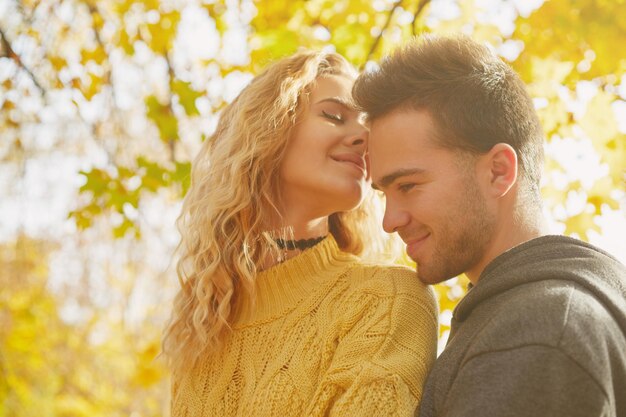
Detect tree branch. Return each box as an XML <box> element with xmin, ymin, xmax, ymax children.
<box><xmin>364</xmin><ymin>0</ymin><xmax>403</xmax><ymax>66</ymax></box>
<box><xmin>15</xmin><ymin>0</ymin><xmax>39</xmax><ymax>24</ymax></box>
<box><xmin>412</xmin><ymin>0</ymin><xmax>432</xmax><ymax>36</ymax></box>
<box><xmin>85</xmin><ymin>3</ymin><xmax>134</xmax><ymax>166</ymax></box>
<box><xmin>164</xmin><ymin>52</ymin><xmax>178</xmax><ymax>163</ymax></box>
<box><xmin>0</xmin><ymin>26</ymin><xmax>46</xmax><ymax>95</ymax></box>
<box><xmin>86</xmin><ymin>3</ymin><xmax>110</xmax><ymax>83</ymax></box>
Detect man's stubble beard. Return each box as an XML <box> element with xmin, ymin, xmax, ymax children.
<box><xmin>417</xmin><ymin>179</ymin><xmax>495</xmax><ymax>285</ymax></box>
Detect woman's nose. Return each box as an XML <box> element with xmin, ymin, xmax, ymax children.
<box><xmin>346</xmin><ymin>124</ymin><xmax>368</xmax><ymax>149</ymax></box>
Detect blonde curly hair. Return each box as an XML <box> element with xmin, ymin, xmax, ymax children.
<box><xmin>163</xmin><ymin>50</ymin><xmax>388</xmax><ymax>375</ymax></box>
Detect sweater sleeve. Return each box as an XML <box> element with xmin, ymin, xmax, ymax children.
<box><xmin>440</xmin><ymin>345</ymin><xmax>610</xmax><ymax>417</ymax></box>
<box><xmin>306</xmin><ymin>268</ymin><xmax>439</xmax><ymax>417</ymax></box>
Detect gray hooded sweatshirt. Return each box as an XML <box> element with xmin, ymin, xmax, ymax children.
<box><xmin>418</xmin><ymin>235</ymin><xmax>626</xmax><ymax>417</ymax></box>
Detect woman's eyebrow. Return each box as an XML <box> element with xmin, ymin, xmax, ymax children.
<box><xmin>315</xmin><ymin>97</ymin><xmax>358</xmax><ymax>111</ymax></box>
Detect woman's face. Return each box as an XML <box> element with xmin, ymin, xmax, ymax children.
<box><xmin>279</xmin><ymin>74</ymin><xmax>368</xmax><ymax>219</ymax></box>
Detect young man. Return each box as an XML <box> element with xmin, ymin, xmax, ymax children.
<box><xmin>354</xmin><ymin>35</ymin><xmax>626</xmax><ymax>417</ymax></box>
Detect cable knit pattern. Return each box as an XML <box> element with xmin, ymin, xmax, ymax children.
<box><xmin>171</xmin><ymin>236</ymin><xmax>438</xmax><ymax>417</ymax></box>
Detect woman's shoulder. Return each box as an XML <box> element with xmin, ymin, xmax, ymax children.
<box><xmin>333</xmin><ymin>261</ymin><xmax>438</xmax><ymax>330</ymax></box>
<box><xmin>342</xmin><ymin>261</ymin><xmax>436</xmax><ymax>305</ymax></box>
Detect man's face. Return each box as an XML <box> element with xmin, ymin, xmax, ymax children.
<box><xmin>369</xmin><ymin>108</ymin><xmax>495</xmax><ymax>284</ymax></box>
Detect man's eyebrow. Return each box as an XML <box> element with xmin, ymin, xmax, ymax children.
<box><xmin>373</xmin><ymin>168</ymin><xmax>426</xmax><ymax>190</ymax></box>
<box><xmin>315</xmin><ymin>97</ymin><xmax>358</xmax><ymax>111</ymax></box>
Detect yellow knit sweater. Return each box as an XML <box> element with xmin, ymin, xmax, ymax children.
<box><xmin>171</xmin><ymin>236</ymin><xmax>438</xmax><ymax>416</ymax></box>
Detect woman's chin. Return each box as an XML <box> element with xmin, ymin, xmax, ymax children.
<box><xmin>329</xmin><ymin>188</ymin><xmax>365</xmax><ymax>212</ymax></box>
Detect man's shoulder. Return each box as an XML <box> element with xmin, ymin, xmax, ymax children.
<box><xmin>502</xmin><ymin>278</ymin><xmax>618</xmax><ymax>328</ymax></box>
<box><xmin>441</xmin><ymin>279</ymin><xmax>626</xmax><ymax>415</ymax></box>
<box><xmin>466</xmin><ymin>279</ymin><xmax>620</xmax><ymax>353</ymax></box>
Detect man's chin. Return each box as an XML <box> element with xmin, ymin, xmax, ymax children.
<box><xmin>416</xmin><ymin>269</ymin><xmax>435</xmax><ymax>285</ymax></box>
<box><xmin>416</xmin><ymin>266</ymin><xmax>450</xmax><ymax>285</ymax></box>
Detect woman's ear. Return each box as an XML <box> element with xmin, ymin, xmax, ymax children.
<box><xmin>481</xmin><ymin>143</ymin><xmax>518</xmax><ymax>198</ymax></box>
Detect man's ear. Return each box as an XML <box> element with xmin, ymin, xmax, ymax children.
<box><xmin>480</xmin><ymin>143</ymin><xmax>518</xmax><ymax>198</ymax></box>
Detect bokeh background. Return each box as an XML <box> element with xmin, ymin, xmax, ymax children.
<box><xmin>1</xmin><ymin>0</ymin><xmax>625</xmax><ymax>415</ymax></box>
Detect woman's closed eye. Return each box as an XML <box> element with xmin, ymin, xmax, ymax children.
<box><xmin>322</xmin><ymin>110</ymin><xmax>344</xmax><ymax>123</ymax></box>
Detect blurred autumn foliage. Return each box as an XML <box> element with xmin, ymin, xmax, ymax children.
<box><xmin>1</xmin><ymin>0</ymin><xmax>625</xmax><ymax>415</ymax></box>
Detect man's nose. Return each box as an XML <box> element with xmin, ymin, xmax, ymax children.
<box><xmin>382</xmin><ymin>197</ymin><xmax>410</xmax><ymax>234</ymax></box>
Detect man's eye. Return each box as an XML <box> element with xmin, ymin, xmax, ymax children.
<box><xmin>322</xmin><ymin>110</ymin><xmax>344</xmax><ymax>123</ymax></box>
<box><xmin>398</xmin><ymin>183</ymin><xmax>416</xmax><ymax>193</ymax></box>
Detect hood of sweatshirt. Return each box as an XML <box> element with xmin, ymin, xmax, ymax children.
<box><xmin>453</xmin><ymin>235</ymin><xmax>626</xmax><ymax>335</ymax></box>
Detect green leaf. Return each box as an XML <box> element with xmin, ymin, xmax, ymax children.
<box><xmin>172</xmin><ymin>80</ymin><xmax>203</xmax><ymax>116</ymax></box>
<box><xmin>145</xmin><ymin>95</ymin><xmax>179</xmax><ymax>142</ymax></box>
<box><xmin>137</xmin><ymin>157</ymin><xmax>169</xmax><ymax>192</ymax></box>
<box><xmin>250</xmin><ymin>29</ymin><xmax>301</xmax><ymax>64</ymax></box>
<box><xmin>79</xmin><ymin>169</ymin><xmax>110</xmax><ymax>194</ymax></box>
<box><xmin>173</xmin><ymin>161</ymin><xmax>192</xmax><ymax>195</ymax></box>
<box><xmin>332</xmin><ymin>23</ymin><xmax>372</xmax><ymax>64</ymax></box>
<box><xmin>112</xmin><ymin>218</ymin><xmax>135</xmax><ymax>238</ymax></box>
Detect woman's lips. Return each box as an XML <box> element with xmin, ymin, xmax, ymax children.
<box><xmin>331</xmin><ymin>153</ymin><xmax>366</xmax><ymax>174</ymax></box>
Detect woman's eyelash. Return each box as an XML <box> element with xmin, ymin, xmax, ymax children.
<box><xmin>322</xmin><ymin>110</ymin><xmax>344</xmax><ymax>122</ymax></box>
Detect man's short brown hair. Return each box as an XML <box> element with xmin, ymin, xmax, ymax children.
<box><xmin>353</xmin><ymin>35</ymin><xmax>544</xmax><ymax>197</ymax></box>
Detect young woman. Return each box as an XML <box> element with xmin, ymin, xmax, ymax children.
<box><xmin>163</xmin><ymin>50</ymin><xmax>438</xmax><ymax>416</ymax></box>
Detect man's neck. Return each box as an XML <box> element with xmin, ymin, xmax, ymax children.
<box><xmin>466</xmin><ymin>214</ymin><xmax>548</xmax><ymax>284</ymax></box>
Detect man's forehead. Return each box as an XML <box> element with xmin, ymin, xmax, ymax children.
<box><xmin>368</xmin><ymin>110</ymin><xmax>444</xmax><ymax>156</ymax></box>
<box><xmin>369</xmin><ymin>106</ymin><xmax>437</xmax><ymax>132</ymax></box>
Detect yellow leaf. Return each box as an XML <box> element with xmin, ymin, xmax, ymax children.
<box><xmin>144</xmin><ymin>11</ymin><xmax>181</xmax><ymax>54</ymax></box>
<box><xmin>587</xmin><ymin>176</ymin><xmax>620</xmax><ymax>213</ymax></box>
<box><xmin>80</xmin><ymin>73</ymin><xmax>102</xmax><ymax>100</ymax></box>
<box><xmin>80</xmin><ymin>47</ymin><xmax>107</xmax><ymax>66</ymax></box>
<box><xmin>564</xmin><ymin>210</ymin><xmax>600</xmax><ymax>241</ymax></box>
<box><xmin>92</xmin><ymin>10</ymin><xmax>104</xmax><ymax>30</ymax></box>
<box><xmin>132</xmin><ymin>341</ymin><xmax>165</xmax><ymax>387</ymax></box>
<box><xmin>49</xmin><ymin>55</ymin><xmax>67</xmax><ymax>71</ymax></box>
<box><xmin>529</xmin><ymin>57</ymin><xmax>574</xmax><ymax>96</ymax></box>
<box><xmin>332</xmin><ymin>23</ymin><xmax>371</xmax><ymax>63</ymax></box>
<box><xmin>579</xmin><ymin>90</ymin><xmax>619</xmax><ymax>146</ymax></box>
<box><xmin>598</xmin><ymin>135</ymin><xmax>626</xmax><ymax>185</ymax></box>
<box><xmin>472</xmin><ymin>24</ymin><xmax>503</xmax><ymax>44</ymax></box>
<box><xmin>55</xmin><ymin>394</ymin><xmax>97</xmax><ymax>416</ymax></box>
<box><xmin>535</xmin><ymin>96</ymin><xmax>570</xmax><ymax>135</ymax></box>
<box><xmin>116</xmin><ymin>28</ymin><xmax>135</xmax><ymax>55</ymax></box>
<box><xmin>514</xmin><ymin>0</ymin><xmax>626</xmax><ymax>80</ymax></box>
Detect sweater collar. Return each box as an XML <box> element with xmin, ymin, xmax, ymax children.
<box><xmin>234</xmin><ymin>235</ymin><xmax>356</xmax><ymax>327</ymax></box>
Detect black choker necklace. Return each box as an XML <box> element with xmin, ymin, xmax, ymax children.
<box><xmin>275</xmin><ymin>236</ymin><xmax>326</xmax><ymax>251</ymax></box>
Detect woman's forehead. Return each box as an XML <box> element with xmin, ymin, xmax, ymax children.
<box><xmin>308</xmin><ymin>75</ymin><xmax>355</xmax><ymax>105</ymax></box>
